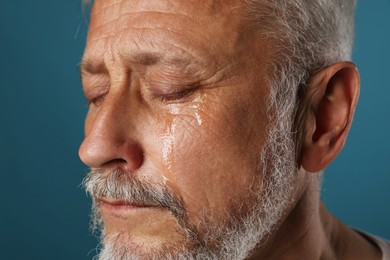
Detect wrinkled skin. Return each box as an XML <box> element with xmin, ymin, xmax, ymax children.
<box><xmin>78</xmin><ymin>1</ymin><xmax>382</xmax><ymax>259</ymax></box>
<box><xmin>79</xmin><ymin>0</ymin><xmax>279</xmax><ymax>253</ymax></box>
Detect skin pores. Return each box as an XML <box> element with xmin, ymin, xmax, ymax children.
<box><xmin>79</xmin><ymin>0</ymin><xmax>281</xmax><ymax>254</ymax></box>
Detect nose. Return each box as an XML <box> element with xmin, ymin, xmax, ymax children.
<box><xmin>78</xmin><ymin>96</ymin><xmax>144</xmax><ymax>172</ymax></box>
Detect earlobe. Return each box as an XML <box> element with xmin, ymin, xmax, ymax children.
<box><xmin>299</xmin><ymin>62</ymin><xmax>360</xmax><ymax>173</ymax></box>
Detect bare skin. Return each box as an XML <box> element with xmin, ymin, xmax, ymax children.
<box><xmin>79</xmin><ymin>0</ymin><xmax>382</xmax><ymax>258</ymax></box>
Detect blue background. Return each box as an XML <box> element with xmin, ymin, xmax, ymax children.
<box><xmin>0</xmin><ymin>1</ymin><xmax>389</xmax><ymax>259</ymax></box>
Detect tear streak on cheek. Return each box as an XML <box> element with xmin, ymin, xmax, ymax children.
<box><xmin>161</xmin><ymin>94</ymin><xmax>206</xmax><ymax>179</ymax></box>
<box><xmin>162</xmin><ymin>116</ymin><xmax>176</xmax><ymax>174</ymax></box>
<box><xmin>189</xmin><ymin>95</ymin><xmax>205</xmax><ymax>127</ymax></box>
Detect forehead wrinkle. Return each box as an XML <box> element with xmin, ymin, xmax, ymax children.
<box><xmin>90</xmin><ymin>0</ymin><xmax>250</xmax><ymax>58</ymax></box>
<box><xmin>90</xmin><ymin>1</ymin><xmax>121</xmax><ymax>32</ymax></box>
<box><xmin>118</xmin><ymin>50</ymin><xmax>208</xmax><ymax>85</ymax></box>
<box><xmin>114</xmin><ymin>26</ymin><xmax>208</xmax><ymax>67</ymax></box>
<box><xmin>114</xmin><ymin>0</ymin><xmax>245</xmax><ymax>17</ymax></box>
<box><xmin>86</xmin><ymin>0</ymin><xmax>256</xmax><ymax>80</ymax></box>
<box><xmin>82</xmin><ymin>30</ymin><xmax>203</xmax><ymax>79</ymax></box>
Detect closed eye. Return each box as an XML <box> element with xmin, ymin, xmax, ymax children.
<box><xmin>154</xmin><ymin>89</ymin><xmax>193</xmax><ymax>102</ymax></box>
<box><xmin>151</xmin><ymin>82</ymin><xmax>200</xmax><ymax>103</ymax></box>
<box><xmin>87</xmin><ymin>93</ymin><xmax>107</xmax><ymax>107</ymax></box>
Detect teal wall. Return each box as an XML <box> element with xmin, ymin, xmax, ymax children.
<box><xmin>0</xmin><ymin>1</ymin><xmax>389</xmax><ymax>259</ymax></box>
<box><xmin>322</xmin><ymin>1</ymin><xmax>390</xmax><ymax>240</ymax></box>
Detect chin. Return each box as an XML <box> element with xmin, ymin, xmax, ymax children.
<box><xmin>97</xmin><ymin>211</ymin><xmax>196</xmax><ymax>259</ymax></box>
<box><xmin>98</xmin><ymin>232</ymin><xmax>181</xmax><ymax>259</ymax></box>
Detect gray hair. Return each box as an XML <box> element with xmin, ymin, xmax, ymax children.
<box><xmin>81</xmin><ymin>0</ymin><xmax>357</xmax><ymax>155</ymax></box>
<box><xmin>246</xmin><ymin>0</ymin><xmax>356</xmax><ymax>74</ymax></box>
<box><xmin>244</xmin><ymin>0</ymin><xmax>357</xmax><ymax>157</ymax></box>
<box><xmin>82</xmin><ymin>0</ymin><xmax>356</xmax><ymax>89</ymax></box>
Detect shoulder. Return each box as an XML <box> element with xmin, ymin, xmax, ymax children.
<box><xmin>355</xmin><ymin>230</ymin><xmax>390</xmax><ymax>260</ymax></box>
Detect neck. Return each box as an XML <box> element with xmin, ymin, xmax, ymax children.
<box><xmin>248</xmin><ymin>175</ymin><xmax>382</xmax><ymax>259</ymax></box>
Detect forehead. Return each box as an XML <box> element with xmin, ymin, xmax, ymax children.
<box><xmin>89</xmin><ymin>0</ymin><xmax>245</xmax><ymax>28</ymax></box>
<box><xmin>83</xmin><ymin>0</ymin><xmax>254</xmax><ymax>68</ymax></box>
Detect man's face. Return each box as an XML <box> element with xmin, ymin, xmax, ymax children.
<box><xmin>79</xmin><ymin>0</ymin><xmax>298</xmax><ymax>258</ymax></box>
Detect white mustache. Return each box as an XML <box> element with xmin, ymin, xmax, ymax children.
<box><xmin>82</xmin><ymin>168</ymin><xmax>188</xmax><ymax>223</ymax></box>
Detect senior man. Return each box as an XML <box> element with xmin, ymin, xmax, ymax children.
<box><xmin>79</xmin><ymin>0</ymin><xmax>389</xmax><ymax>259</ymax></box>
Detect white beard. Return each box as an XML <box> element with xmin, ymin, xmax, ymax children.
<box><xmin>83</xmin><ymin>95</ymin><xmax>298</xmax><ymax>260</ymax></box>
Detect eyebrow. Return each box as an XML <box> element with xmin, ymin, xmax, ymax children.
<box><xmin>79</xmin><ymin>57</ymin><xmax>108</xmax><ymax>79</ymax></box>
<box><xmin>130</xmin><ymin>52</ymin><xmax>162</xmax><ymax>66</ymax></box>
<box><xmin>121</xmin><ymin>51</ymin><xmax>193</xmax><ymax>69</ymax></box>
<box><xmin>79</xmin><ymin>51</ymin><xmax>195</xmax><ymax>78</ymax></box>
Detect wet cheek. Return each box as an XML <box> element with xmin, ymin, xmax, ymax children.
<box><xmin>159</xmin><ymin>112</ymin><xmax>205</xmax><ymax>176</ymax></box>
<box><xmin>162</xmin><ymin>114</ymin><xmax>214</xmax><ymax>213</ymax></box>
<box><xmin>158</xmin><ymin>107</ymin><xmax>237</xmax><ymax>201</ymax></box>
<box><xmin>153</xmin><ymin>89</ymin><xmax>267</xmax><ymax>215</ymax></box>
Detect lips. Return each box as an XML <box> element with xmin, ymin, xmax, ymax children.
<box><xmin>97</xmin><ymin>197</ymin><xmax>152</xmax><ymax>215</ymax></box>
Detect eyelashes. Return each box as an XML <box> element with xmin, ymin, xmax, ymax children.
<box><xmin>87</xmin><ymin>94</ymin><xmax>107</xmax><ymax>107</ymax></box>
<box><xmin>152</xmin><ymin>88</ymin><xmax>194</xmax><ymax>102</ymax></box>
<box><xmin>84</xmin><ymin>84</ymin><xmax>110</xmax><ymax>107</ymax></box>
<box><xmin>150</xmin><ymin>82</ymin><xmax>200</xmax><ymax>102</ymax></box>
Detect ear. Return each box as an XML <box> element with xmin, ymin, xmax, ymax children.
<box><xmin>299</xmin><ymin>62</ymin><xmax>360</xmax><ymax>173</ymax></box>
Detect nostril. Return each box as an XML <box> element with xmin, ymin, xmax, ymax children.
<box><xmin>123</xmin><ymin>143</ymin><xmax>144</xmax><ymax>172</ymax></box>
<box><xmin>103</xmin><ymin>158</ymin><xmax>127</xmax><ymax>168</ymax></box>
